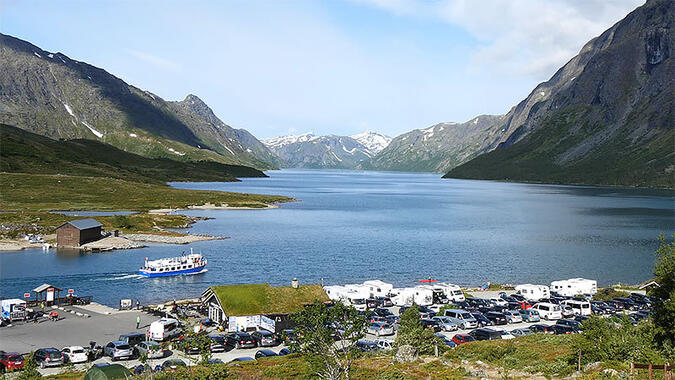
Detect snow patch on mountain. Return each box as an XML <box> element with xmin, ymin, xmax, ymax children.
<box><xmin>350</xmin><ymin>130</ymin><xmax>391</xmax><ymax>153</ymax></box>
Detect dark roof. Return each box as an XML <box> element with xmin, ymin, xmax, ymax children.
<box><xmin>59</xmin><ymin>218</ymin><xmax>103</xmax><ymax>230</ymax></box>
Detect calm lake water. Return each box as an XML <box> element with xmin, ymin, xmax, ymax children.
<box><xmin>1</xmin><ymin>169</ymin><xmax>673</xmax><ymax>306</ymax></box>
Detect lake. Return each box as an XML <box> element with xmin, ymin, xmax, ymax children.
<box><xmin>1</xmin><ymin>169</ymin><xmax>673</xmax><ymax>307</ymax></box>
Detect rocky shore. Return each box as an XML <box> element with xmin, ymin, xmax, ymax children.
<box><xmin>124</xmin><ymin>233</ymin><xmax>225</xmax><ymax>244</ymax></box>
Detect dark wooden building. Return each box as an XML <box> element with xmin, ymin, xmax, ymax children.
<box><xmin>56</xmin><ymin>218</ymin><xmax>102</xmax><ymax>247</ymax></box>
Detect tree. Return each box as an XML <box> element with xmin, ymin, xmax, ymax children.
<box><xmin>394</xmin><ymin>305</ymin><xmax>440</xmax><ymax>355</ymax></box>
<box><xmin>292</xmin><ymin>301</ymin><xmax>366</xmax><ymax>380</ymax></box>
<box><xmin>15</xmin><ymin>352</ymin><xmax>41</xmax><ymax>380</ymax></box>
<box><xmin>650</xmin><ymin>233</ymin><xmax>675</xmax><ymax>352</ymax></box>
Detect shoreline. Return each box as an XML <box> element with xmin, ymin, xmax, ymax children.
<box><xmin>148</xmin><ymin>202</ymin><xmax>281</xmax><ymax>214</ymax></box>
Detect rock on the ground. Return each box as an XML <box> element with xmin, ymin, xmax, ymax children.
<box><xmin>80</xmin><ymin>236</ymin><xmax>145</xmax><ymax>250</ymax></box>
<box><xmin>123</xmin><ymin>233</ymin><xmax>224</xmax><ymax>244</ymax></box>
<box><xmin>394</xmin><ymin>345</ymin><xmax>418</xmax><ymax>363</ymax></box>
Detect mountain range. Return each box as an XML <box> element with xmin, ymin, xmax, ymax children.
<box><xmin>262</xmin><ymin>131</ymin><xmax>391</xmax><ymax>169</ymax></box>
<box><xmin>0</xmin><ymin>33</ymin><xmax>279</xmax><ymax>170</ymax></box>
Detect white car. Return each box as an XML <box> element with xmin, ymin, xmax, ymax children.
<box><xmin>367</xmin><ymin>322</ymin><xmax>394</xmax><ymax>336</ymax></box>
<box><xmin>376</xmin><ymin>339</ymin><xmax>393</xmax><ymax>351</ymax></box>
<box><xmin>490</xmin><ymin>298</ymin><xmax>508</xmax><ymax>307</ymax></box>
<box><xmin>495</xmin><ymin>329</ymin><xmax>515</xmax><ymax>340</ymax></box>
<box><xmin>61</xmin><ymin>346</ymin><xmax>88</xmax><ymax>364</ymax></box>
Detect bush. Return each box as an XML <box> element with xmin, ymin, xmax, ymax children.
<box><xmin>394</xmin><ymin>305</ymin><xmax>441</xmax><ymax>355</ymax></box>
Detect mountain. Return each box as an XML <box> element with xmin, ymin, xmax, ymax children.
<box><xmin>445</xmin><ymin>0</ymin><xmax>674</xmax><ymax>187</ymax></box>
<box><xmin>0</xmin><ymin>33</ymin><xmax>278</xmax><ymax>170</ymax></box>
<box><xmin>262</xmin><ymin>132</ymin><xmax>381</xmax><ymax>169</ymax></box>
<box><xmin>349</xmin><ymin>131</ymin><xmax>391</xmax><ymax>153</ymax></box>
<box><xmin>361</xmin><ymin>115</ymin><xmax>505</xmax><ymax>172</ymax></box>
<box><xmin>0</xmin><ymin>124</ymin><xmax>266</xmax><ymax>184</ymax></box>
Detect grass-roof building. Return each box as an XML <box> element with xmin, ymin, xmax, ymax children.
<box><xmin>202</xmin><ymin>282</ymin><xmax>329</xmax><ymax>333</ymax></box>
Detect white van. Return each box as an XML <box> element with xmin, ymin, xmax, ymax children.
<box><xmin>515</xmin><ymin>284</ymin><xmax>550</xmax><ymax>301</ymax></box>
<box><xmin>442</xmin><ymin>309</ymin><xmax>478</xmax><ymax>329</ymax></box>
<box><xmin>532</xmin><ymin>303</ymin><xmax>562</xmax><ymax>320</ymax></box>
<box><xmin>149</xmin><ymin>318</ymin><xmax>181</xmax><ymax>341</ymax></box>
<box><xmin>562</xmin><ymin>300</ymin><xmax>591</xmax><ymax>316</ymax></box>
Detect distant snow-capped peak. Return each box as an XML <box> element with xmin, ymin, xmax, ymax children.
<box><xmin>349</xmin><ymin>130</ymin><xmax>391</xmax><ymax>153</ymax></box>
<box><xmin>261</xmin><ymin>132</ymin><xmax>317</xmax><ymax>148</ymax></box>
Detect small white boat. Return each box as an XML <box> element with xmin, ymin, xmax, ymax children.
<box><xmin>139</xmin><ymin>249</ymin><xmax>207</xmax><ymax>278</ymax></box>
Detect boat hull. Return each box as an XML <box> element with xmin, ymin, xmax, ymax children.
<box><xmin>139</xmin><ymin>265</ymin><xmax>207</xmax><ymax>278</ymax></box>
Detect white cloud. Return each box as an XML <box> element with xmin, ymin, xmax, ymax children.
<box><xmin>353</xmin><ymin>0</ymin><xmax>644</xmax><ymax>79</ymax></box>
<box><xmin>125</xmin><ymin>49</ymin><xmax>181</xmax><ymax>72</ymax></box>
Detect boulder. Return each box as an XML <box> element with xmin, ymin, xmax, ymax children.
<box><xmin>393</xmin><ymin>345</ymin><xmax>418</xmax><ymax>363</ymax></box>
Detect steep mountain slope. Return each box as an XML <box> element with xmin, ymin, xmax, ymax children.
<box><xmin>0</xmin><ymin>124</ymin><xmax>266</xmax><ymax>184</ymax></box>
<box><xmin>445</xmin><ymin>0</ymin><xmax>674</xmax><ymax>187</ymax></box>
<box><xmin>0</xmin><ymin>33</ymin><xmax>278</xmax><ymax>170</ymax></box>
<box><xmin>262</xmin><ymin>133</ymin><xmax>377</xmax><ymax>169</ymax></box>
<box><xmin>362</xmin><ymin>115</ymin><xmax>505</xmax><ymax>172</ymax></box>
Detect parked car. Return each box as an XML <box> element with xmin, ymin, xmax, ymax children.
<box><xmin>252</xmin><ymin>330</ymin><xmax>277</xmax><ymax>347</ymax></box>
<box><xmin>484</xmin><ymin>311</ymin><xmax>508</xmax><ymax>325</ymax></box>
<box><xmin>470</xmin><ymin>312</ymin><xmax>493</xmax><ymax>327</ymax></box>
<box><xmin>149</xmin><ymin>318</ymin><xmax>182</xmax><ymax>342</ymax></box>
<box><xmin>366</xmin><ymin>299</ymin><xmax>379</xmax><ymax>309</ymax></box>
<box><xmin>355</xmin><ymin>340</ymin><xmax>379</xmax><ymax>353</ymax></box>
<box><xmin>495</xmin><ymin>329</ymin><xmax>515</xmax><ymax>339</ymax></box>
<box><xmin>0</xmin><ymin>352</ymin><xmax>25</xmax><ymax>372</ymax></box>
<box><xmin>510</xmin><ymin>328</ymin><xmax>532</xmax><ymax>337</ymax></box>
<box><xmin>118</xmin><ymin>333</ymin><xmax>146</xmax><ymax>349</ymax></box>
<box><xmin>209</xmin><ymin>335</ymin><xmax>226</xmax><ymax>352</ymax></box>
<box><xmin>367</xmin><ymin>322</ymin><xmax>395</xmax><ymax>336</ymax></box>
<box><xmin>376</xmin><ymin>297</ymin><xmax>394</xmax><ymax>307</ymax></box>
<box><xmin>573</xmin><ymin>315</ymin><xmax>591</xmax><ymax>324</ymax></box>
<box><xmin>279</xmin><ymin>329</ymin><xmax>297</xmax><ymax>345</ymax></box>
<box><xmin>529</xmin><ymin>324</ymin><xmax>555</xmax><ymax>334</ymax></box>
<box><xmin>61</xmin><ymin>346</ymin><xmax>88</xmax><ymax>364</ymax></box>
<box><xmin>469</xmin><ymin>328</ymin><xmax>502</xmax><ymax>341</ymax></box>
<box><xmin>104</xmin><ymin>341</ymin><xmax>133</xmax><ymax>360</ymax></box>
<box><xmin>556</xmin><ymin>319</ymin><xmax>581</xmax><ymax>332</ymax></box>
<box><xmin>178</xmin><ymin>336</ymin><xmax>201</xmax><ymax>355</ymax></box>
<box><xmin>551</xmin><ymin>324</ymin><xmax>577</xmax><ymax>335</ymax></box>
<box><xmin>254</xmin><ymin>349</ymin><xmax>279</xmax><ymax>359</ymax></box>
<box><xmin>452</xmin><ymin>334</ymin><xmax>475</xmax><ymax>345</ymax></box>
<box><xmin>613</xmin><ymin>297</ymin><xmax>640</xmax><ymax>311</ymax></box>
<box><xmin>489</xmin><ymin>298</ymin><xmax>508</xmax><ymax>307</ymax></box>
<box><xmin>135</xmin><ymin>341</ymin><xmax>164</xmax><ymax>359</ymax></box>
<box><xmin>629</xmin><ymin>293</ymin><xmax>651</xmax><ymax>308</ymax></box>
<box><xmin>376</xmin><ymin>339</ymin><xmax>393</xmax><ymax>351</ymax></box>
<box><xmin>443</xmin><ymin>309</ymin><xmax>478</xmax><ymax>329</ymax></box>
<box><xmin>230</xmin><ymin>357</ymin><xmax>255</xmax><ymax>363</ymax></box>
<box><xmin>373</xmin><ymin>308</ymin><xmax>394</xmax><ymax>317</ymax></box>
<box><xmin>518</xmin><ymin>309</ymin><xmax>540</xmax><ymax>322</ymax></box>
<box><xmin>369</xmin><ymin>315</ymin><xmax>389</xmax><ymax>324</ymax></box>
<box><xmin>35</xmin><ymin>348</ymin><xmax>63</xmax><ymax>368</ymax></box>
<box><xmin>562</xmin><ymin>300</ymin><xmax>592</xmax><ymax>316</ymax></box>
<box><xmin>561</xmin><ymin>305</ymin><xmax>575</xmax><ymax>318</ymax></box>
<box><xmin>161</xmin><ymin>359</ymin><xmax>186</xmax><ymax>372</ymax></box>
<box><xmin>432</xmin><ymin>316</ymin><xmax>459</xmax><ymax>331</ymax></box>
<box><xmin>420</xmin><ymin>319</ymin><xmax>441</xmax><ymax>332</ymax></box>
<box><xmin>503</xmin><ymin>310</ymin><xmax>523</xmax><ymax>323</ymax></box>
<box><xmin>227</xmin><ymin>332</ymin><xmax>257</xmax><ymax>349</ymax></box>
<box><xmin>434</xmin><ymin>333</ymin><xmax>457</xmax><ymax>348</ymax></box>
<box><xmin>278</xmin><ymin>348</ymin><xmax>291</xmax><ymax>356</ymax></box>
<box><xmin>532</xmin><ymin>303</ymin><xmax>562</xmax><ymax>320</ymax></box>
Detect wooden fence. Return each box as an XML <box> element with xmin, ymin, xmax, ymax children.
<box><xmin>631</xmin><ymin>363</ymin><xmax>672</xmax><ymax>380</ymax></box>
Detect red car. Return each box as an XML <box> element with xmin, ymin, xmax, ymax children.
<box><xmin>0</xmin><ymin>352</ymin><xmax>25</xmax><ymax>372</ymax></box>
<box><xmin>451</xmin><ymin>334</ymin><xmax>475</xmax><ymax>345</ymax></box>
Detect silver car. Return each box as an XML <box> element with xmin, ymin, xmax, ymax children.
<box><xmin>367</xmin><ymin>322</ymin><xmax>394</xmax><ymax>336</ymax></box>
<box><xmin>432</xmin><ymin>316</ymin><xmax>459</xmax><ymax>332</ymax></box>
<box><xmin>135</xmin><ymin>341</ymin><xmax>164</xmax><ymax>359</ymax></box>
<box><xmin>104</xmin><ymin>341</ymin><xmax>133</xmax><ymax>360</ymax></box>
<box><xmin>504</xmin><ymin>310</ymin><xmax>523</xmax><ymax>324</ymax></box>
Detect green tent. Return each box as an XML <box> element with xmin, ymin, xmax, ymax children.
<box><xmin>84</xmin><ymin>364</ymin><xmax>132</xmax><ymax>380</ymax></box>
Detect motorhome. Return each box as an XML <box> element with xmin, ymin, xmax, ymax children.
<box><xmin>415</xmin><ymin>285</ymin><xmax>449</xmax><ymax>304</ymax></box>
<box><xmin>149</xmin><ymin>318</ymin><xmax>181</xmax><ymax>341</ymax></box>
<box><xmin>1</xmin><ymin>299</ymin><xmax>26</xmax><ymax>321</ymax></box>
<box><xmin>324</xmin><ymin>285</ymin><xmax>370</xmax><ymax>310</ymax></box>
<box><xmin>362</xmin><ymin>280</ymin><xmax>394</xmax><ymax>298</ymax></box>
<box><xmin>390</xmin><ymin>287</ymin><xmax>433</xmax><ymax>306</ymax></box>
<box><xmin>550</xmin><ymin>278</ymin><xmax>597</xmax><ymax>297</ymax></box>
<box><xmin>434</xmin><ymin>283</ymin><xmax>465</xmax><ymax>302</ymax></box>
<box><xmin>515</xmin><ymin>284</ymin><xmax>550</xmax><ymax>301</ymax></box>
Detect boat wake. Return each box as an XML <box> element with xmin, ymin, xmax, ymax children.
<box><xmin>97</xmin><ymin>273</ymin><xmax>144</xmax><ymax>281</ymax></box>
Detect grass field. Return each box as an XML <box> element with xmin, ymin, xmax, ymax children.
<box><xmin>210</xmin><ymin>284</ymin><xmax>330</xmax><ymax>317</ymax></box>
<box><xmin>0</xmin><ymin>173</ymin><xmax>291</xmax><ymax>212</ymax></box>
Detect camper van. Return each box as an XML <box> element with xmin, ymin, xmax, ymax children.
<box><xmin>390</xmin><ymin>287</ymin><xmax>434</xmax><ymax>306</ymax></box>
<box><xmin>515</xmin><ymin>284</ymin><xmax>550</xmax><ymax>301</ymax></box>
<box><xmin>550</xmin><ymin>278</ymin><xmax>597</xmax><ymax>297</ymax></box>
<box><xmin>415</xmin><ymin>285</ymin><xmax>449</xmax><ymax>304</ymax></box>
<box><xmin>561</xmin><ymin>300</ymin><xmax>591</xmax><ymax>316</ymax></box>
<box><xmin>324</xmin><ymin>285</ymin><xmax>370</xmax><ymax>311</ymax></box>
<box><xmin>362</xmin><ymin>280</ymin><xmax>394</xmax><ymax>298</ymax></box>
<box><xmin>434</xmin><ymin>283</ymin><xmax>465</xmax><ymax>302</ymax></box>
<box><xmin>531</xmin><ymin>303</ymin><xmax>562</xmax><ymax>320</ymax></box>
<box><xmin>149</xmin><ymin>318</ymin><xmax>181</xmax><ymax>341</ymax></box>
<box><xmin>1</xmin><ymin>299</ymin><xmax>26</xmax><ymax>321</ymax></box>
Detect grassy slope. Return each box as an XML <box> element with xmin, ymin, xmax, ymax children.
<box><xmin>444</xmin><ymin>107</ymin><xmax>675</xmax><ymax>188</ymax></box>
<box><xmin>211</xmin><ymin>284</ymin><xmax>329</xmax><ymax>317</ymax></box>
<box><xmin>0</xmin><ymin>173</ymin><xmax>291</xmax><ymax>212</ymax></box>
<box><xmin>0</xmin><ymin>124</ymin><xmax>267</xmax><ymax>183</ymax></box>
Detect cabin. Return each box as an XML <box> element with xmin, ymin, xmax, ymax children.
<box><xmin>201</xmin><ymin>282</ymin><xmax>329</xmax><ymax>333</ymax></box>
<box><xmin>56</xmin><ymin>218</ymin><xmax>102</xmax><ymax>247</ymax></box>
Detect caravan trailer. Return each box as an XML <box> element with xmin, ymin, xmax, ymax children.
<box><xmin>435</xmin><ymin>283</ymin><xmax>465</xmax><ymax>302</ymax></box>
<box><xmin>390</xmin><ymin>287</ymin><xmax>434</xmax><ymax>306</ymax></box>
<box><xmin>550</xmin><ymin>278</ymin><xmax>597</xmax><ymax>297</ymax></box>
<box><xmin>324</xmin><ymin>285</ymin><xmax>369</xmax><ymax>311</ymax></box>
<box><xmin>515</xmin><ymin>284</ymin><xmax>550</xmax><ymax>301</ymax></box>
<box><xmin>362</xmin><ymin>280</ymin><xmax>394</xmax><ymax>298</ymax></box>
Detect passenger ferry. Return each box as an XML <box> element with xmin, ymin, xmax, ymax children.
<box><xmin>139</xmin><ymin>250</ymin><xmax>207</xmax><ymax>277</ymax></box>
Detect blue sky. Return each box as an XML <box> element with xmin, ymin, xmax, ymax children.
<box><xmin>1</xmin><ymin>0</ymin><xmax>643</xmax><ymax>139</ymax></box>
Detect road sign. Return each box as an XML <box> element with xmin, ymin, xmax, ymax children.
<box><xmin>68</xmin><ymin>289</ymin><xmax>74</xmax><ymax>294</ymax></box>
<box><xmin>23</xmin><ymin>293</ymin><xmax>30</xmax><ymax>298</ymax></box>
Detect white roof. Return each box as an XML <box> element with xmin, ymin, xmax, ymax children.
<box><xmin>33</xmin><ymin>283</ymin><xmax>60</xmax><ymax>293</ymax></box>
